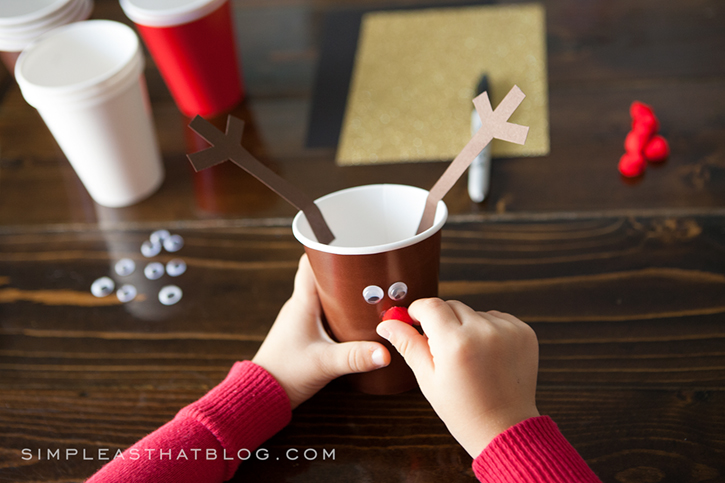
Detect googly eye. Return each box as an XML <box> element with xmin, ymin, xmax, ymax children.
<box><xmin>144</xmin><ymin>262</ymin><xmax>165</xmax><ymax>280</ymax></box>
<box><xmin>163</xmin><ymin>234</ymin><xmax>184</xmax><ymax>253</ymax></box>
<box><xmin>388</xmin><ymin>282</ymin><xmax>408</xmax><ymax>301</ymax></box>
<box><xmin>166</xmin><ymin>259</ymin><xmax>186</xmax><ymax>277</ymax></box>
<box><xmin>141</xmin><ymin>240</ymin><xmax>162</xmax><ymax>258</ymax></box>
<box><xmin>114</xmin><ymin>258</ymin><xmax>136</xmax><ymax>277</ymax></box>
<box><xmin>150</xmin><ymin>229</ymin><xmax>171</xmax><ymax>245</ymax></box>
<box><xmin>159</xmin><ymin>285</ymin><xmax>182</xmax><ymax>305</ymax></box>
<box><xmin>91</xmin><ymin>277</ymin><xmax>115</xmax><ymax>297</ymax></box>
<box><xmin>362</xmin><ymin>285</ymin><xmax>384</xmax><ymax>304</ymax></box>
<box><xmin>116</xmin><ymin>284</ymin><xmax>137</xmax><ymax>303</ymax></box>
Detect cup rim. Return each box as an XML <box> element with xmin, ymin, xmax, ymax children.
<box><xmin>0</xmin><ymin>0</ymin><xmax>74</xmax><ymax>28</ymax></box>
<box><xmin>15</xmin><ymin>20</ymin><xmax>143</xmax><ymax>107</ymax></box>
<box><xmin>120</xmin><ymin>0</ymin><xmax>227</xmax><ymax>28</ymax></box>
<box><xmin>0</xmin><ymin>0</ymin><xmax>91</xmax><ymax>51</ymax></box>
<box><xmin>292</xmin><ymin>184</ymin><xmax>448</xmax><ymax>256</ymax></box>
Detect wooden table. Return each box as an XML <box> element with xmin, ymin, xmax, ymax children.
<box><xmin>1</xmin><ymin>0</ymin><xmax>724</xmax><ymax>481</ymax></box>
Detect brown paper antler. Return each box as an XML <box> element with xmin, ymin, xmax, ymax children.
<box><xmin>417</xmin><ymin>85</ymin><xmax>529</xmax><ymax>234</ymax></box>
<box><xmin>187</xmin><ymin>115</ymin><xmax>335</xmax><ymax>245</ymax></box>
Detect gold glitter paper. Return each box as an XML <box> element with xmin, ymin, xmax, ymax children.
<box><xmin>336</xmin><ymin>3</ymin><xmax>549</xmax><ymax>165</ymax></box>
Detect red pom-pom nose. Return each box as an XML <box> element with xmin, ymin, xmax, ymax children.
<box><xmin>382</xmin><ymin>306</ymin><xmax>417</xmax><ymax>325</ymax></box>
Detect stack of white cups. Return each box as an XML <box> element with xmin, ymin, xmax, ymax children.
<box><xmin>0</xmin><ymin>0</ymin><xmax>93</xmax><ymax>72</ymax></box>
<box><xmin>15</xmin><ymin>20</ymin><xmax>165</xmax><ymax>207</ymax></box>
<box><xmin>3</xmin><ymin>0</ymin><xmax>165</xmax><ymax>208</ymax></box>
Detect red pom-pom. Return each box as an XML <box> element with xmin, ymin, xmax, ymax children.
<box><xmin>382</xmin><ymin>306</ymin><xmax>417</xmax><ymax>325</ymax></box>
<box><xmin>618</xmin><ymin>152</ymin><xmax>646</xmax><ymax>177</ymax></box>
<box><xmin>630</xmin><ymin>101</ymin><xmax>654</xmax><ymax>120</ymax></box>
<box><xmin>632</xmin><ymin>112</ymin><xmax>659</xmax><ymax>136</ymax></box>
<box><xmin>643</xmin><ymin>135</ymin><xmax>669</xmax><ymax>162</ymax></box>
<box><xmin>624</xmin><ymin>129</ymin><xmax>650</xmax><ymax>153</ymax></box>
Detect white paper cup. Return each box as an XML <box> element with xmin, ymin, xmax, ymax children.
<box><xmin>15</xmin><ymin>20</ymin><xmax>164</xmax><ymax>207</ymax></box>
<box><xmin>293</xmin><ymin>184</ymin><xmax>447</xmax><ymax>394</ymax></box>
<box><xmin>0</xmin><ymin>0</ymin><xmax>93</xmax><ymax>72</ymax></box>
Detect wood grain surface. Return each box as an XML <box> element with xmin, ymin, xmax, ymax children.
<box><xmin>1</xmin><ymin>217</ymin><xmax>724</xmax><ymax>481</ymax></box>
<box><xmin>1</xmin><ymin>0</ymin><xmax>724</xmax><ymax>481</ymax></box>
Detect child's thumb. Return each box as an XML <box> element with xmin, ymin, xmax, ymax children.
<box><xmin>324</xmin><ymin>341</ymin><xmax>391</xmax><ymax>378</ymax></box>
<box><xmin>376</xmin><ymin>320</ymin><xmax>433</xmax><ymax>376</ymax></box>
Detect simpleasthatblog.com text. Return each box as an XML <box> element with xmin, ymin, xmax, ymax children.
<box><xmin>21</xmin><ymin>447</ymin><xmax>336</xmax><ymax>462</ymax></box>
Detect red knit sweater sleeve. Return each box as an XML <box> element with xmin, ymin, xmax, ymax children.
<box><xmin>472</xmin><ymin>416</ymin><xmax>602</xmax><ymax>483</ymax></box>
<box><xmin>86</xmin><ymin>361</ymin><xmax>292</xmax><ymax>483</ymax></box>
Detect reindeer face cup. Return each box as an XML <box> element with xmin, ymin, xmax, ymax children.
<box><xmin>187</xmin><ymin>85</ymin><xmax>528</xmax><ymax>394</ymax></box>
<box><xmin>293</xmin><ymin>184</ymin><xmax>447</xmax><ymax>394</ymax></box>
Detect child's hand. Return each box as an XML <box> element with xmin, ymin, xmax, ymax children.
<box><xmin>253</xmin><ymin>255</ymin><xmax>390</xmax><ymax>409</ymax></box>
<box><xmin>376</xmin><ymin>298</ymin><xmax>540</xmax><ymax>458</ymax></box>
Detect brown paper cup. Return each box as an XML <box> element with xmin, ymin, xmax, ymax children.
<box><xmin>292</xmin><ymin>184</ymin><xmax>447</xmax><ymax>394</ymax></box>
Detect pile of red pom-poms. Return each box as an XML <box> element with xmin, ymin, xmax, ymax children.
<box><xmin>618</xmin><ymin>101</ymin><xmax>670</xmax><ymax>177</ymax></box>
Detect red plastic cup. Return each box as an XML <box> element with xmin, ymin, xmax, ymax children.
<box><xmin>120</xmin><ymin>0</ymin><xmax>243</xmax><ymax>117</ymax></box>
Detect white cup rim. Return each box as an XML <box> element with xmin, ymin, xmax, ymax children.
<box><xmin>0</xmin><ymin>0</ymin><xmax>91</xmax><ymax>51</ymax></box>
<box><xmin>293</xmin><ymin>184</ymin><xmax>448</xmax><ymax>256</ymax></box>
<box><xmin>15</xmin><ymin>20</ymin><xmax>143</xmax><ymax>107</ymax></box>
<box><xmin>120</xmin><ymin>0</ymin><xmax>227</xmax><ymax>28</ymax></box>
<box><xmin>0</xmin><ymin>0</ymin><xmax>74</xmax><ymax>27</ymax></box>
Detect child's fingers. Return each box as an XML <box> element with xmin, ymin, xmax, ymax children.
<box><xmin>289</xmin><ymin>255</ymin><xmax>324</xmax><ymax>327</ymax></box>
<box><xmin>292</xmin><ymin>254</ymin><xmax>317</xmax><ymax>300</ymax></box>
<box><xmin>486</xmin><ymin>310</ymin><xmax>531</xmax><ymax>330</ymax></box>
<box><xmin>377</xmin><ymin>319</ymin><xmax>434</xmax><ymax>376</ymax></box>
<box><xmin>320</xmin><ymin>341</ymin><xmax>390</xmax><ymax>378</ymax></box>
<box><xmin>447</xmin><ymin>300</ymin><xmax>489</xmax><ymax>326</ymax></box>
<box><xmin>407</xmin><ymin>298</ymin><xmax>463</xmax><ymax>340</ymax></box>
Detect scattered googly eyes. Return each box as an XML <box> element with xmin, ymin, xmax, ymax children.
<box><xmin>166</xmin><ymin>259</ymin><xmax>186</xmax><ymax>277</ymax></box>
<box><xmin>94</xmin><ymin>230</ymin><xmax>187</xmax><ymax>306</ymax></box>
<box><xmin>363</xmin><ymin>285</ymin><xmax>384</xmax><ymax>304</ymax></box>
<box><xmin>91</xmin><ymin>277</ymin><xmax>115</xmax><ymax>297</ymax></box>
<box><xmin>159</xmin><ymin>285</ymin><xmax>182</xmax><ymax>305</ymax></box>
<box><xmin>116</xmin><ymin>284</ymin><xmax>137</xmax><ymax>303</ymax></box>
<box><xmin>144</xmin><ymin>262</ymin><xmax>165</xmax><ymax>280</ymax></box>
<box><xmin>114</xmin><ymin>258</ymin><xmax>136</xmax><ymax>276</ymax></box>
<box><xmin>141</xmin><ymin>240</ymin><xmax>162</xmax><ymax>258</ymax></box>
<box><xmin>388</xmin><ymin>282</ymin><xmax>408</xmax><ymax>301</ymax></box>
<box><xmin>149</xmin><ymin>229</ymin><xmax>171</xmax><ymax>245</ymax></box>
<box><xmin>163</xmin><ymin>234</ymin><xmax>184</xmax><ymax>253</ymax></box>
